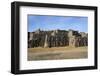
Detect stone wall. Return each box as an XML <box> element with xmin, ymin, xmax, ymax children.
<box><xmin>28</xmin><ymin>29</ymin><xmax>88</xmax><ymax>48</ymax></box>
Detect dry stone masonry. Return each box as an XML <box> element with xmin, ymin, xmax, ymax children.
<box><xmin>28</xmin><ymin>29</ymin><xmax>88</xmax><ymax>48</ymax></box>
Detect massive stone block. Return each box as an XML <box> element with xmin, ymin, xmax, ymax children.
<box><xmin>44</xmin><ymin>34</ymin><xmax>49</xmax><ymax>48</ymax></box>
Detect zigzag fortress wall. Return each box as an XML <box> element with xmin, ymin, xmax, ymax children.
<box><xmin>28</xmin><ymin>29</ymin><xmax>88</xmax><ymax>48</ymax></box>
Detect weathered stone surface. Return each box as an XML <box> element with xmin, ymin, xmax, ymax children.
<box><xmin>28</xmin><ymin>29</ymin><xmax>88</xmax><ymax>48</ymax></box>
<box><xmin>44</xmin><ymin>34</ymin><xmax>49</xmax><ymax>48</ymax></box>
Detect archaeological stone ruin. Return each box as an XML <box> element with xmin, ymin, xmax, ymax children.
<box><xmin>28</xmin><ymin>29</ymin><xmax>88</xmax><ymax>48</ymax></box>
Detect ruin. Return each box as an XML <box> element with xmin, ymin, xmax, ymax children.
<box><xmin>28</xmin><ymin>29</ymin><xmax>88</xmax><ymax>48</ymax></box>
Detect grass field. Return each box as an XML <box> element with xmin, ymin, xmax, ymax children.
<box><xmin>28</xmin><ymin>46</ymin><xmax>88</xmax><ymax>61</ymax></box>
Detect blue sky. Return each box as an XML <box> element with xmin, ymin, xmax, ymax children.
<box><xmin>28</xmin><ymin>15</ymin><xmax>88</xmax><ymax>32</ymax></box>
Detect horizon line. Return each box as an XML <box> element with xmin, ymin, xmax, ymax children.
<box><xmin>28</xmin><ymin>29</ymin><xmax>88</xmax><ymax>33</ymax></box>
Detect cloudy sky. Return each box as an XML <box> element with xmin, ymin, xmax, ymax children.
<box><xmin>28</xmin><ymin>15</ymin><xmax>88</xmax><ymax>32</ymax></box>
